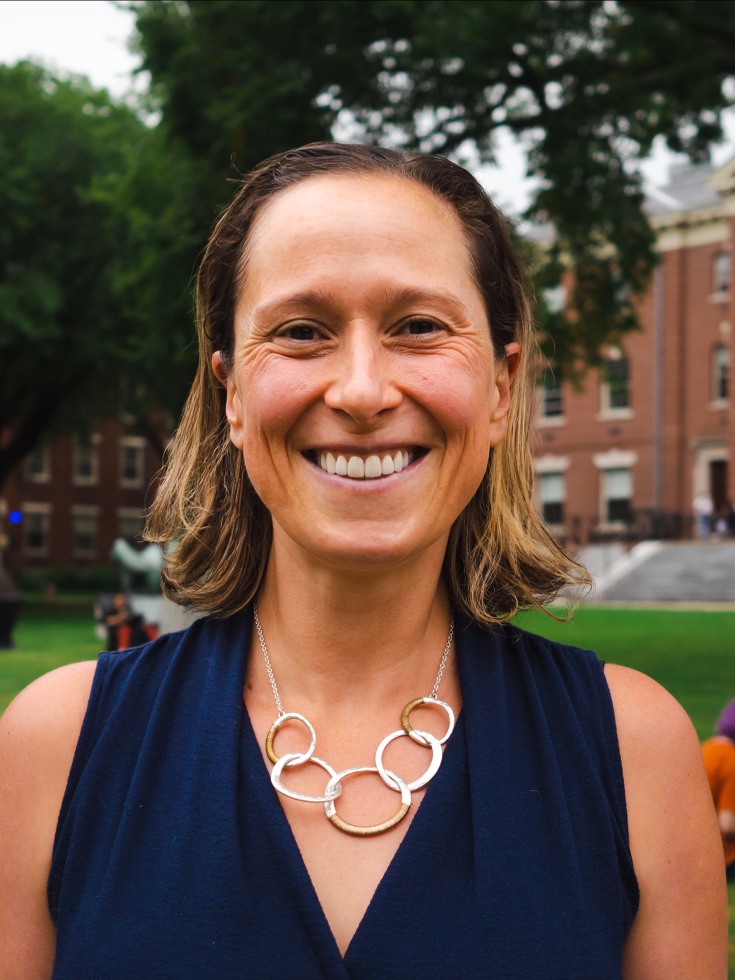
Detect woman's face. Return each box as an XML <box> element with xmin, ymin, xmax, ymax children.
<box><xmin>214</xmin><ymin>174</ymin><xmax>518</xmax><ymax>571</ymax></box>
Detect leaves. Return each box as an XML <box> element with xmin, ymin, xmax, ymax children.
<box><xmin>130</xmin><ymin>0</ymin><xmax>735</xmax><ymax>374</ymax></box>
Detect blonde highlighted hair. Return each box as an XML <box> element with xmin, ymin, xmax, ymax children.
<box><xmin>146</xmin><ymin>142</ymin><xmax>590</xmax><ymax>623</ymax></box>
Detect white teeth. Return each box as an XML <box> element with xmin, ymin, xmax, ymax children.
<box><xmin>315</xmin><ymin>449</ymin><xmax>414</xmax><ymax>480</ymax></box>
<box><xmin>347</xmin><ymin>456</ymin><xmax>365</xmax><ymax>478</ymax></box>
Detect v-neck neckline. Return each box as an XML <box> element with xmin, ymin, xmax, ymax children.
<box><xmin>238</xmin><ymin>611</ymin><xmax>467</xmax><ymax>969</ymax></box>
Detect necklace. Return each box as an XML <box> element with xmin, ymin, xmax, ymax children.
<box><xmin>253</xmin><ymin>603</ymin><xmax>455</xmax><ymax>837</ymax></box>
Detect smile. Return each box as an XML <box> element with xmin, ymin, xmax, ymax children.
<box><xmin>314</xmin><ymin>448</ymin><xmax>419</xmax><ymax>480</ymax></box>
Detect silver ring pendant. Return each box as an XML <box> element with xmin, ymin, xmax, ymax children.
<box><xmin>375</xmin><ymin>729</ymin><xmax>443</xmax><ymax>792</ymax></box>
<box><xmin>401</xmin><ymin>697</ymin><xmax>456</xmax><ymax>746</ymax></box>
<box><xmin>323</xmin><ymin>767</ymin><xmax>411</xmax><ymax>837</ymax></box>
<box><xmin>265</xmin><ymin>712</ymin><xmax>317</xmax><ymax>766</ymax></box>
<box><xmin>270</xmin><ymin>752</ymin><xmax>341</xmax><ymax>803</ymax></box>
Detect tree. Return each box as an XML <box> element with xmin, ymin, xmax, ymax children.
<box><xmin>0</xmin><ymin>62</ymin><xmax>196</xmax><ymax>488</ymax></box>
<box><xmin>131</xmin><ymin>0</ymin><xmax>735</xmax><ymax>371</ymax></box>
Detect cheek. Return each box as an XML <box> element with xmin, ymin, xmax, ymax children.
<box><xmin>415</xmin><ymin>364</ymin><xmax>495</xmax><ymax>440</ymax></box>
<box><xmin>237</xmin><ymin>361</ymin><xmax>320</xmax><ymax>453</ymax></box>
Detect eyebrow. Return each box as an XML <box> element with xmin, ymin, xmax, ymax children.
<box><xmin>248</xmin><ymin>286</ymin><xmax>475</xmax><ymax>323</ymax></box>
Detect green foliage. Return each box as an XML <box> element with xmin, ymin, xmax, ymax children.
<box><xmin>0</xmin><ymin>62</ymin><xmax>195</xmax><ymax>485</ymax></box>
<box><xmin>0</xmin><ymin>606</ymin><xmax>100</xmax><ymax>715</ymax></box>
<box><xmin>130</xmin><ymin>0</ymin><xmax>735</xmax><ymax>374</ymax></box>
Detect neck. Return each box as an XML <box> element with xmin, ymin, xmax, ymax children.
<box><xmin>250</xmin><ymin>534</ymin><xmax>453</xmax><ymax>717</ymax></box>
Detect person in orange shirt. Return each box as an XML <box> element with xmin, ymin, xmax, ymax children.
<box><xmin>703</xmin><ymin>700</ymin><xmax>735</xmax><ymax>880</ymax></box>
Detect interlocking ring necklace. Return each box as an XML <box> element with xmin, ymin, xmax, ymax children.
<box><xmin>253</xmin><ymin>603</ymin><xmax>455</xmax><ymax>837</ymax></box>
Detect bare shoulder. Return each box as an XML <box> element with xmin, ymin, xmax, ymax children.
<box><xmin>1</xmin><ymin>659</ymin><xmax>97</xmax><ymax>733</ymax></box>
<box><xmin>0</xmin><ymin>661</ymin><xmax>97</xmax><ymax>977</ymax></box>
<box><xmin>604</xmin><ymin>662</ymin><xmax>697</xmax><ymax>752</ymax></box>
<box><xmin>604</xmin><ymin>664</ymin><xmax>727</xmax><ymax>979</ymax></box>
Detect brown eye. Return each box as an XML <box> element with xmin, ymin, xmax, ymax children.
<box><xmin>404</xmin><ymin>317</ymin><xmax>440</xmax><ymax>335</ymax></box>
<box><xmin>283</xmin><ymin>324</ymin><xmax>318</xmax><ymax>341</ymax></box>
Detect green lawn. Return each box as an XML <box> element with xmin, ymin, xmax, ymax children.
<box><xmin>0</xmin><ymin>601</ymin><xmax>101</xmax><ymax>714</ymax></box>
<box><xmin>2</xmin><ymin>602</ymin><xmax>735</xmax><ymax>968</ymax></box>
<box><xmin>513</xmin><ymin>605</ymin><xmax>735</xmax><ymax>740</ymax></box>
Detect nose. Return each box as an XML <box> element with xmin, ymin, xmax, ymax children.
<box><xmin>323</xmin><ymin>325</ymin><xmax>402</xmax><ymax>423</ymax></box>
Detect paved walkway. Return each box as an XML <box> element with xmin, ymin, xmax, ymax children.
<box><xmin>587</xmin><ymin>542</ymin><xmax>735</xmax><ymax>604</ymax></box>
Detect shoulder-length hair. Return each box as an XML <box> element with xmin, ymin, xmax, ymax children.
<box><xmin>146</xmin><ymin>142</ymin><xmax>590</xmax><ymax>623</ymax></box>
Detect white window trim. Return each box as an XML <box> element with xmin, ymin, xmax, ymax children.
<box><xmin>24</xmin><ymin>445</ymin><xmax>51</xmax><ymax>484</ymax></box>
<box><xmin>535</xmin><ymin>454</ymin><xmax>571</xmax><ymax>474</ymax></box>
<box><xmin>22</xmin><ymin>501</ymin><xmax>51</xmax><ymax>557</ymax></box>
<box><xmin>593</xmin><ymin>450</ymin><xmax>638</xmax><ymax>470</ymax></box>
<box><xmin>117</xmin><ymin>506</ymin><xmax>146</xmax><ymax>539</ymax></box>
<box><xmin>71</xmin><ymin>506</ymin><xmax>99</xmax><ymax>558</ymax></box>
<box><xmin>72</xmin><ymin>433</ymin><xmax>101</xmax><ymax>487</ymax></box>
<box><xmin>594</xmin><ymin>458</ymin><xmax>635</xmax><ymax>531</ymax></box>
<box><xmin>119</xmin><ymin>436</ymin><xmax>146</xmax><ymax>489</ymax></box>
<box><xmin>596</xmin><ymin>406</ymin><xmax>634</xmax><ymax>422</ymax></box>
<box><xmin>598</xmin><ymin>352</ymin><xmax>632</xmax><ymax>420</ymax></box>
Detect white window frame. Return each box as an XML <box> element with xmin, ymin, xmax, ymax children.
<box><xmin>712</xmin><ymin>251</ymin><xmax>731</xmax><ymax>296</ymax></box>
<box><xmin>710</xmin><ymin>344</ymin><xmax>730</xmax><ymax>407</ymax></box>
<box><xmin>598</xmin><ymin>353</ymin><xmax>633</xmax><ymax>421</ymax></box>
<box><xmin>71</xmin><ymin>505</ymin><xmax>99</xmax><ymax>558</ymax></box>
<box><xmin>119</xmin><ymin>437</ymin><xmax>146</xmax><ymax>489</ymax></box>
<box><xmin>539</xmin><ymin>471</ymin><xmax>566</xmax><ymax>527</ymax></box>
<box><xmin>117</xmin><ymin>506</ymin><xmax>146</xmax><ymax>540</ymax></box>
<box><xmin>593</xmin><ymin>451</ymin><xmax>637</xmax><ymax>530</ymax></box>
<box><xmin>72</xmin><ymin>432</ymin><xmax>101</xmax><ymax>486</ymax></box>
<box><xmin>24</xmin><ymin>444</ymin><xmax>50</xmax><ymax>484</ymax></box>
<box><xmin>22</xmin><ymin>502</ymin><xmax>51</xmax><ymax>557</ymax></box>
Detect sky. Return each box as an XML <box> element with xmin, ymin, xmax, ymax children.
<box><xmin>1</xmin><ymin>0</ymin><xmax>734</xmax><ymax>215</ymax></box>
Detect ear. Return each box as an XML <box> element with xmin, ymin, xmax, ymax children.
<box><xmin>211</xmin><ymin>351</ymin><xmax>244</xmax><ymax>450</ymax></box>
<box><xmin>488</xmin><ymin>342</ymin><xmax>521</xmax><ymax>441</ymax></box>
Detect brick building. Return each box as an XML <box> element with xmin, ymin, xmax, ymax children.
<box><xmin>533</xmin><ymin>157</ymin><xmax>734</xmax><ymax>546</ymax></box>
<box><xmin>0</xmin><ymin>418</ymin><xmax>162</xmax><ymax>578</ymax></box>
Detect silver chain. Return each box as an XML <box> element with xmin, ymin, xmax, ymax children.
<box><xmin>253</xmin><ymin>603</ymin><xmax>284</xmax><ymax>716</ymax></box>
<box><xmin>253</xmin><ymin>603</ymin><xmax>454</xmax><ymax>713</ymax></box>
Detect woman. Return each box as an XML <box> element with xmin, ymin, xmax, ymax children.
<box><xmin>0</xmin><ymin>143</ymin><xmax>726</xmax><ymax>977</ymax></box>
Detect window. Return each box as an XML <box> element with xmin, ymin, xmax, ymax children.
<box><xmin>540</xmin><ymin>368</ymin><xmax>564</xmax><ymax>419</ymax></box>
<box><xmin>73</xmin><ymin>433</ymin><xmax>100</xmax><ymax>486</ymax></box>
<box><xmin>119</xmin><ymin>437</ymin><xmax>146</xmax><ymax>488</ymax></box>
<box><xmin>713</xmin><ymin>252</ymin><xmax>730</xmax><ymax>294</ymax></box>
<box><xmin>600</xmin><ymin>355</ymin><xmax>631</xmax><ymax>416</ymax></box>
<box><xmin>712</xmin><ymin>344</ymin><xmax>729</xmax><ymax>402</ymax></box>
<box><xmin>72</xmin><ymin>508</ymin><xmax>98</xmax><ymax>557</ymax></box>
<box><xmin>24</xmin><ymin>444</ymin><xmax>50</xmax><ymax>483</ymax></box>
<box><xmin>23</xmin><ymin>503</ymin><xmax>50</xmax><ymax>556</ymax></box>
<box><xmin>539</xmin><ymin>472</ymin><xmax>565</xmax><ymax>525</ymax></box>
<box><xmin>117</xmin><ymin>507</ymin><xmax>145</xmax><ymax>540</ymax></box>
<box><xmin>603</xmin><ymin>468</ymin><xmax>632</xmax><ymax>524</ymax></box>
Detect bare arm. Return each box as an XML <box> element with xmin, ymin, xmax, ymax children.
<box><xmin>605</xmin><ymin>664</ymin><xmax>727</xmax><ymax>979</ymax></box>
<box><xmin>0</xmin><ymin>662</ymin><xmax>96</xmax><ymax>980</ymax></box>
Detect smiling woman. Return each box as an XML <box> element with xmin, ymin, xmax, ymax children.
<box><xmin>0</xmin><ymin>143</ymin><xmax>727</xmax><ymax>978</ymax></box>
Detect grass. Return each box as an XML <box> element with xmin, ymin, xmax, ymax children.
<box><xmin>513</xmin><ymin>605</ymin><xmax>735</xmax><ymax>739</ymax></box>
<box><xmin>0</xmin><ymin>600</ymin><xmax>101</xmax><ymax>715</ymax></box>
<box><xmin>2</xmin><ymin>601</ymin><xmax>735</xmax><ymax>968</ymax></box>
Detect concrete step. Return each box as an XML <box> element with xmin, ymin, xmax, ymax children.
<box><xmin>588</xmin><ymin>542</ymin><xmax>735</xmax><ymax>603</ymax></box>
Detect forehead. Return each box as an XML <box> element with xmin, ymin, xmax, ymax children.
<box><xmin>237</xmin><ymin>173</ymin><xmax>477</xmax><ymax>306</ymax></box>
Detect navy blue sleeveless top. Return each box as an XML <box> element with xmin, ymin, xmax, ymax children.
<box><xmin>49</xmin><ymin>608</ymin><xmax>638</xmax><ymax>978</ymax></box>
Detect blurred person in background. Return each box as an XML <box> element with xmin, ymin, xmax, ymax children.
<box><xmin>703</xmin><ymin>700</ymin><xmax>735</xmax><ymax>880</ymax></box>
